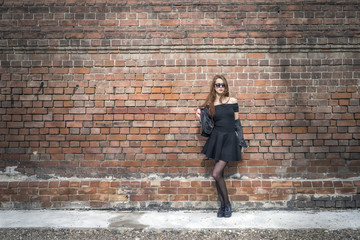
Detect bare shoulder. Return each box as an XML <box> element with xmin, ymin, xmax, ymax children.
<box><xmin>229</xmin><ymin>97</ymin><xmax>238</xmax><ymax>104</ymax></box>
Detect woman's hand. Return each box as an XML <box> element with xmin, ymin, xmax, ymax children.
<box><xmin>196</xmin><ymin>108</ymin><xmax>201</xmax><ymax>119</ymax></box>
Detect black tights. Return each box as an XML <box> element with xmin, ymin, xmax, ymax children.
<box><xmin>212</xmin><ymin>160</ymin><xmax>230</xmax><ymax>207</ymax></box>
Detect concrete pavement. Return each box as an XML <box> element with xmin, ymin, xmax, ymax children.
<box><xmin>1</xmin><ymin>210</ymin><xmax>360</xmax><ymax>230</ymax></box>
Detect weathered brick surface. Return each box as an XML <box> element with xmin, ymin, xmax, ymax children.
<box><xmin>0</xmin><ymin>0</ymin><xmax>360</xmax><ymax>209</ymax></box>
<box><xmin>0</xmin><ymin>179</ymin><xmax>359</xmax><ymax>210</ymax></box>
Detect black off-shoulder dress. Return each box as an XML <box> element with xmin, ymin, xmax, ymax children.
<box><xmin>201</xmin><ymin>103</ymin><xmax>242</xmax><ymax>162</ymax></box>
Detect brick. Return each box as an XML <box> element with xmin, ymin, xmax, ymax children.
<box><xmin>272</xmin><ymin>181</ymin><xmax>293</xmax><ymax>188</ymax></box>
<box><xmin>247</xmin><ymin>53</ymin><xmax>265</xmax><ymax>59</ymax></box>
<box><xmin>336</xmin><ymin>188</ymin><xmax>357</xmax><ymax>194</ymax></box>
<box><xmin>161</xmin><ymin>19</ymin><xmax>180</xmax><ymax>26</ymax></box>
<box><xmin>332</xmin><ymin>93</ymin><xmax>351</xmax><ymax>99</ymax></box>
<box><xmin>120</xmin><ymin>20</ymin><xmax>139</xmax><ymax>26</ymax></box>
<box><xmin>109</xmin><ymin>195</ymin><xmax>128</xmax><ymax>201</ymax></box>
<box><xmin>65</xmin><ymin>33</ymin><xmax>84</xmax><ymax>39</ymax></box>
<box><xmin>70</xmin><ymin>68</ymin><xmax>90</xmax><ymax>74</ymax></box>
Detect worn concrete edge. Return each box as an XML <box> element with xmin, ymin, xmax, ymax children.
<box><xmin>1</xmin><ymin>209</ymin><xmax>360</xmax><ymax>230</ymax></box>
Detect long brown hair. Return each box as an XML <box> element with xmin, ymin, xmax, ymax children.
<box><xmin>200</xmin><ymin>75</ymin><xmax>230</xmax><ymax>117</ymax></box>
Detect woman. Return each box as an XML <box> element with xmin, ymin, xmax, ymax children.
<box><xmin>196</xmin><ymin>75</ymin><xmax>244</xmax><ymax>218</ymax></box>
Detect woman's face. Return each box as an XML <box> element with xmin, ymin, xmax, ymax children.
<box><xmin>214</xmin><ymin>78</ymin><xmax>225</xmax><ymax>95</ymax></box>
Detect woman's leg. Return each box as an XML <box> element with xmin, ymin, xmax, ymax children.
<box><xmin>215</xmin><ymin>181</ymin><xmax>224</xmax><ymax>207</ymax></box>
<box><xmin>212</xmin><ymin>160</ymin><xmax>230</xmax><ymax>206</ymax></box>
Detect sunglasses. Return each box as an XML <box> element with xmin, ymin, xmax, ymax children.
<box><xmin>215</xmin><ymin>83</ymin><xmax>226</xmax><ymax>88</ymax></box>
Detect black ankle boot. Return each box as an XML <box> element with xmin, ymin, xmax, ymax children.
<box><xmin>217</xmin><ymin>206</ymin><xmax>225</xmax><ymax>218</ymax></box>
<box><xmin>224</xmin><ymin>204</ymin><xmax>232</xmax><ymax>218</ymax></box>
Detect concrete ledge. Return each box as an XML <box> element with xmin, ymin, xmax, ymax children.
<box><xmin>1</xmin><ymin>210</ymin><xmax>360</xmax><ymax>230</ymax></box>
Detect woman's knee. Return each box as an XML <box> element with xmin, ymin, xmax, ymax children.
<box><xmin>212</xmin><ymin>171</ymin><xmax>221</xmax><ymax>181</ymax></box>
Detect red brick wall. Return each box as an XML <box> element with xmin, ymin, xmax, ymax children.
<box><xmin>1</xmin><ymin>0</ymin><xmax>360</xmax><ymax>209</ymax></box>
